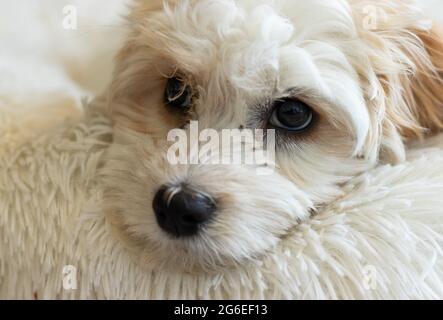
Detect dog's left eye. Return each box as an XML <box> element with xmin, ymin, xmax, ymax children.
<box><xmin>165</xmin><ymin>77</ymin><xmax>192</xmax><ymax>110</ymax></box>
<box><xmin>269</xmin><ymin>99</ymin><xmax>314</xmax><ymax>132</ymax></box>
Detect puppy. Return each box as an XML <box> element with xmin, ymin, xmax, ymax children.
<box><xmin>102</xmin><ymin>0</ymin><xmax>443</xmax><ymax>272</ymax></box>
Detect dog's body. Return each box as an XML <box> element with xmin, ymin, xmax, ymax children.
<box><xmin>102</xmin><ymin>0</ymin><xmax>443</xmax><ymax>272</ymax></box>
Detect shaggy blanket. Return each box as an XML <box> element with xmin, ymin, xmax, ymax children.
<box><xmin>1</xmin><ymin>103</ymin><xmax>443</xmax><ymax>299</ymax></box>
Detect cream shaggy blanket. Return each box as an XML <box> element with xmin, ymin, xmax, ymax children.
<box><xmin>1</xmin><ymin>0</ymin><xmax>443</xmax><ymax>300</ymax></box>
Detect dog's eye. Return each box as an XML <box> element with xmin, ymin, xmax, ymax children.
<box><xmin>165</xmin><ymin>77</ymin><xmax>192</xmax><ymax>110</ymax></box>
<box><xmin>269</xmin><ymin>99</ymin><xmax>314</xmax><ymax>132</ymax></box>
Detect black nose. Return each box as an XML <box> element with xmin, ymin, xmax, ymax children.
<box><xmin>152</xmin><ymin>186</ymin><xmax>216</xmax><ymax>237</ymax></box>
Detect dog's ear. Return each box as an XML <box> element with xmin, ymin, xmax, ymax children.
<box><xmin>353</xmin><ymin>1</ymin><xmax>443</xmax><ymax>162</ymax></box>
<box><xmin>107</xmin><ymin>0</ymin><xmax>184</xmax><ymax>133</ymax></box>
<box><xmin>408</xmin><ymin>25</ymin><xmax>443</xmax><ymax>134</ymax></box>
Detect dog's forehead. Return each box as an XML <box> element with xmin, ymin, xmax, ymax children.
<box><xmin>153</xmin><ymin>0</ymin><xmax>355</xmax><ymax>76</ymax></box>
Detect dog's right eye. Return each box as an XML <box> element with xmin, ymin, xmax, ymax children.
<box><xmin>165</xmin><ymin>77</ymin><xmax>192</xmax><ymax>110</ymax></box>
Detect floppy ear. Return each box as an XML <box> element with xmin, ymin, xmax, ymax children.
<box><xmin>408</xmin><ymin>25</ymin><xmax>443</xmax><ymax>133</ymax></box>
<box><xmin>353</xmin><ymin>1</ymin><xmax>443</xmax><ymax>162</ymax></box>
<box><xmin>106</xmin><ymin>0</ymin><xmax>185</xmax><ymax>133</ymax></box>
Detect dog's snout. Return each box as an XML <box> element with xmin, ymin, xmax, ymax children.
<box><xmin>153</xmin><ymin>185</ymin><xmax>216</xmax><ymax>237</ymax></box>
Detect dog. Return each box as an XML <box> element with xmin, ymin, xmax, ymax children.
<box><xmin>101</xmin><ymin>0</ymin><xmax>443</xmax><ymax>273</ymax></box>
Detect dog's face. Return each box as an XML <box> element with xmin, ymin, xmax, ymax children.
<box><xmin>103</xmin><ymin>0</ymin><xmax>443</xmax><ymax>272</ymax></box>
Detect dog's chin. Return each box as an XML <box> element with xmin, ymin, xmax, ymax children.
<box><xmin>106</xmin><ymin>206</ymin><xmax>305</xmax><ymax>273</ymax></box>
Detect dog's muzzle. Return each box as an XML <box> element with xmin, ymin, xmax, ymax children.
<box><xmin>152</xmin><ymin>185</ymin><xmax>216</xmax><ymax>238</ymax></box>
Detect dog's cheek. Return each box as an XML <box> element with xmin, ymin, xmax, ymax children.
<box><xmin>182</xmin><ymin>167</ymin><xmax>313</xmax><ymax>264</ymax></box>
<box><xmin>102</xmin><ymin>138</ymin><xmax>175</xmax><ymax>243</ymax></box>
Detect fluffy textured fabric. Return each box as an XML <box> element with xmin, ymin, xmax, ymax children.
<box><xmin>1</xmin><ymin>105</ymin><xmax>443</xmax><ymax>299</ymax></box>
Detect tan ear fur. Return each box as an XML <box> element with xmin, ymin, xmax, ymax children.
<box><xmin>407</xmin><ymin>25</ymin><xmax>443</xmax><ymax>135</ymax></box>
<box><xmin>352</xmin><ymin>0</ymin><xmax>443</xmax><ymax>162</ymax></box>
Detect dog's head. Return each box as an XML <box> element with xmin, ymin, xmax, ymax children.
<box><xmin>103</xmin><ymin>0</ymin><xmax>443</xmax><ymax>272</ymax></box>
